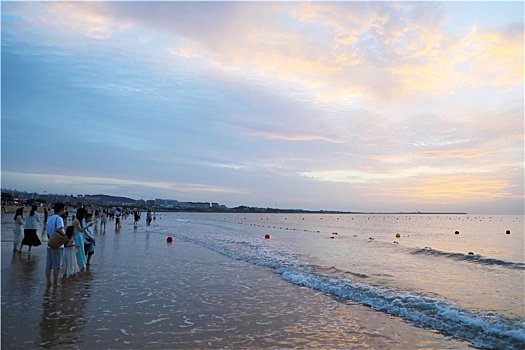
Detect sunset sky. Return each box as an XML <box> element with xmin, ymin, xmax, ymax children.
<box><xmin>2</xmin><ymin>1</ymin><xmax>524</xmax><ymax>214</ymax></box>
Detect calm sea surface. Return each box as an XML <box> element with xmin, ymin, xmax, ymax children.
<box><xmin>150</xmin><ymin>213</ymin><xmax>524</xmax><ymax>349</ymax></box>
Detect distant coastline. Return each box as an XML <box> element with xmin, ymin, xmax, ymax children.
<box><xmin>1</xmin><ymin>188</ymin><xmax>467</xmax><ymax>215</ymax></box>
<box><xmin>0</xmin><ymin>204</ymin><xmax>466</xmax><ymax>216</ymax></box>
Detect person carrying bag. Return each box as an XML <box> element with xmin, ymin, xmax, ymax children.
<box><xmin>45</xmin><ymin>203</ymin><xmax>67</xmax><ymax>286</ymax></box>
<box><xmin>48</xmin><ymin>230</ymin><xmax>68</xmax><ymax>249</ymax></box>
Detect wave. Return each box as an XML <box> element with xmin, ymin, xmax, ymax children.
<box><xmin>411</xmin><ymin>247</ymin><xmax>525</xmax><ymax>270</ymax></box>
<box><xmin>313</xmin><ymin>265</ymin><xmax>370</xmax><ymax>279</ymax></box>
<box><xmin>278</xmin><ymin>267</ymin><xmax>525</xmax><ymax>350</ymax></box>
<box><xmin>159</xmin><ymin>227</ymin><xmax>524</xmax><ymax>350</ymax></box>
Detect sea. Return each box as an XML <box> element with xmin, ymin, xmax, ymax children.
<box><xmin>145</xmin><ymin>212</ymin><xmax>524</xmax><ymax>349</ymax></box>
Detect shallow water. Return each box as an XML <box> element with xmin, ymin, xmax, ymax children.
<box><xmin>1</xmin><ymin>212</ymin><xmax>523</xmax><ymax>349</ymax></box>
<box><xmin>150</xmin><ymin>213</ymin><xmax>525</xmax><ymax>349</ymax></box>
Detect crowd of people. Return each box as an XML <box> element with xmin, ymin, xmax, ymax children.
<box><xmin>11</xmin><ymin>203</ymin><xmax>157</xmax><ymax>286</ymax></box>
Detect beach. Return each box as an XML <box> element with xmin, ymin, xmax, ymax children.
<box><xmin>0</xmin><ymin>212</ymin><xmax>481</xmax><ymax>349</ymax></box>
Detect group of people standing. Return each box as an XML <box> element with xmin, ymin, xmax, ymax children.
<box><xmin>61</xmin><ymin>208</ymin><xmax>109</xmax><ymax>233</ymax></box>
<box><xmin>11</xmin><ymin>204</ymin><xmax>157</xmax><ymax>286</ymax></box>
<box><xmin>11</xmin><ymin>203</ymin><xmax>99</xmax><ymax>286</ymax></box>
<box><xmin>45</xmin><ymin>203</ymin><xmax>97</xmax><ymax>286</ymax></box>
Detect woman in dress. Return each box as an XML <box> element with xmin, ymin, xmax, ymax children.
<box><xmin>21</xmin><ymin>204</ymin><xmax>42</xmax><ymax>253</ymax></box>
<box><xmin>100</xmin><ymin>210</ymin><xmax>108</xmax><ymax>232</ymax></box>
<box><xmin>13</xmin><ymin>207</ymin><xmax>25</xmax><ymax>253</ymax></box>
<box><xmin>72</xmin><ymin>208</ymin><xmax>92</xmax><ymax>272</ymax></box>
<box><xmin>62</xmin><ymin>226</ymin><xmax>80</xmax><ymax>279</ymax></box>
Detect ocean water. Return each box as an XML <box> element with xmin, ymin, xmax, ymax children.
<box><xmin>146</xmin><ymin>212</ymin><xmax>525</xmax><ymax>349</ymax></box>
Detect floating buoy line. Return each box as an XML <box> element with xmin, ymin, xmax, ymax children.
<box><xmin>179</xmin><ymin>216</ymin><xmax>516</xmax><ymax>254</ymax></box>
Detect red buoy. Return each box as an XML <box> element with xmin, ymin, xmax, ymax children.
<box><xmin>264</xmin><ymin>234</ymin><xmax>270</xmax><ymax>239</ymax></box>
<box><xmin>167</xmin><ymin>236</ymin><xmax>173</xmax><ymax>243</ymax></box>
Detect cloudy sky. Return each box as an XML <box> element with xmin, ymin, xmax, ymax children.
<box><xmin>2</xmin><ymin>1</ymin><xmax>523</xmax><ymax>214</ymax></box>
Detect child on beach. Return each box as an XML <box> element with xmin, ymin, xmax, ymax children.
<box><xmin>62</xmin><ymin>226</ymin><xmax>80</xmax><ymax>279</ymax></box>
<box><xmin>83</xmin><ymin>213</ymin><xmax>95</xmax><ymax>267</ymax></box>
<box><xmin>94</xmin><ymin>210</ymin><xmax>101</xmax><ymax>232</ymax></box>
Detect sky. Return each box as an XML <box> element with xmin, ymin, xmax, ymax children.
<box><xmin>1</xmin><ymin>1</ymin><xmax>524</xmax><ymax>214</ymax></box>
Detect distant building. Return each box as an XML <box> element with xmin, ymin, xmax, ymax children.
<box><xmin>192</xmin><ymin>202</ymin><xmax>210</xmax><ymax>210</ymax></box>
<box><xmin>2</xmin><ymin>189</ymin><xmax>229</xmax><ymax>211</ymax></box>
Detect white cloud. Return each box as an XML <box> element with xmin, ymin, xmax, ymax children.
<box><xmin>1</xmin><ymin>1</ymin><xmax>523</xmax><ymax>213</ymax></box>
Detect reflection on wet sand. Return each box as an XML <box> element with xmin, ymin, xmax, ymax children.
<box><xmin>11</xmin><ymin>252</ymin><xmax>39</xmax><ymax>303</ymax></box>
<box><xmin>39</xmin><ymin>272</ymin><xmax>93</xmax><ymax>347</ymax></box>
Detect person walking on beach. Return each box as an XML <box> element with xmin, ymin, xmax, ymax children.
<box><xmin>45</xmin><ymin>203</ymin><xmax>66</xmax><ymax>286</ymax></box>
<box><xmin>133</xmin><ymin>211</ymin><xmax>141</xmax><ymax>227</ymax></box>
<box><xmin>100</xmin><ymin>210</ymin><xmax>107</xmax><ymax>232</ymax></box>
<box><xmin>62</xmin><ymin>226</ymin><xmax>80</xmax><ymax>279</ymax></box>
<box><xmin>146</xmin><ymin>210</ymin><xmax>152</xmax><ymax>226</ymax></box>
<box><xmin>83</xmin><ymin>213</ymin><xmax>96</xmax><ymax>267</ymax></box>
<box><xmin>13</xmin><ymin>207</ymin><xmax>25</xmax><ymax>253</ymax></box>
<box><xmin>115</xmin><ymin>208</ymin><xmax>121</xmax><ymax>229</ymax></box>
<box><xmin>72</xmin><ymin>208</ymin><xmax>92</xmax><ymax>272</ymax></box>
<box><xmin>21</xmin><ymin>204</ymin><xmax>42</xmax><ymax>253</ymax></box>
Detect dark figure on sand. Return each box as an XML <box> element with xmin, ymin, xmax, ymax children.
<box><xmin>134</xmin><ymin>211</ymin><xmax>141</xmax><ymax>227</ymax></box>
<box><xmin>146</xmin><ymin>210</ymin><xmax>152</xmax><ymax>226</ymax></box>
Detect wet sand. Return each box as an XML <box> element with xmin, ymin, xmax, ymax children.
<box><xmin>1</xmin><ymin>217</ymin><xmax>473</xmax><ymax>349</ymax></box>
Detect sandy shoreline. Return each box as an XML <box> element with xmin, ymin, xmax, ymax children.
<box><xmin>1</xmin><ymin>214</ymin><xmax>472</xmax><ymax>349</ymax></box>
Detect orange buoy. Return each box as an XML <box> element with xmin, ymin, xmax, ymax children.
<box><xmin>264</xmin><ymin>234</ymin><xmax>270</xmax><ymax>239</ymax></box>
<box><xmin>167</xmin><ymin>236</ymin><xmax>173</xmax><ymax>243</ymax></box>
